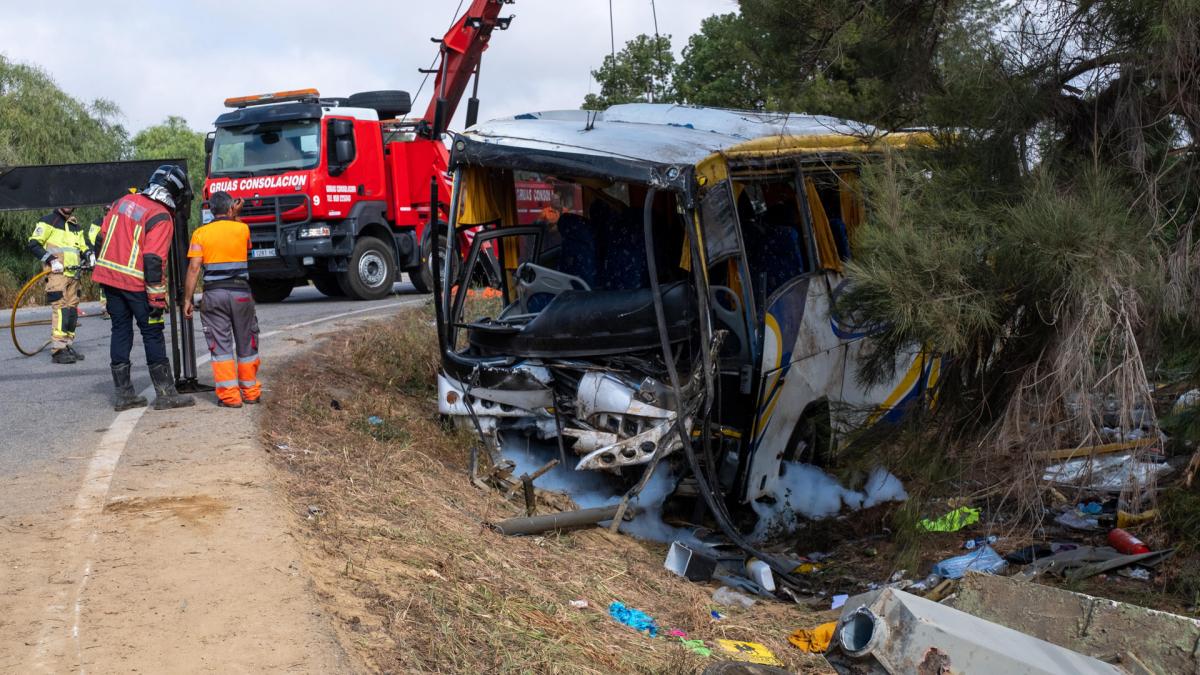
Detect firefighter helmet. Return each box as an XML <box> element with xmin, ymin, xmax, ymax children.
<box><xmin>143</xmin><ymin>164</ymin><xmax>191</xmax><ymax>210</ymax></box>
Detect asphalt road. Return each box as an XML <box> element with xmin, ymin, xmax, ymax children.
<box><xmin>0</xmin><ymin>279</ymin><xmax>420</xmax><ymax>481</ymax></box>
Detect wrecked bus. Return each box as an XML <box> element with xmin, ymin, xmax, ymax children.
<box><xmin>433</xmin><ymin>104</ymin><xmax>936</xmax><ymax>507</ymax></box>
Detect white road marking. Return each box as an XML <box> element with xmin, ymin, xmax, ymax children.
<box><xmin>29</xmin><ymin>297</ymin><xmax>423</xmax><ymax>673</ymax></box>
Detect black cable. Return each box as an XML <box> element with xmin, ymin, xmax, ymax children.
<box><xmin>641</xmin><ymin>188</ymin><xmax>808</xmax><ymax>593</ymax></box>
<box><xmin>608</xmin><ymin>0</ymin><xmax>616</xmax><ymax>60</ymax></box>
<box><xmin>648</xmin><ymin>0</ymin><xmax>664</xmax><ymax>102</ymax></box>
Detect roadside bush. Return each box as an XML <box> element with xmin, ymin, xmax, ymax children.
<box><xmin>839</xmin><ymin>158</ymin><xmax>1161</xmax><ymax>508</ymax></box>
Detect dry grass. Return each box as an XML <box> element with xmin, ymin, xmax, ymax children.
<box><xmin>262</xmin><ymin>301</ymin><xmax>829</xmax><ymax>674</ymax></box>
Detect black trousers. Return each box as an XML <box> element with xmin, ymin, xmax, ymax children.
<box><xmin>102</xmin><ymin>284</ymin><xmax>168</xmax><ymax>368</ymax></box>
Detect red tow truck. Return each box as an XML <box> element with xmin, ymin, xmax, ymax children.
<box><xmin>201</xmin><ymin>0</ymin><xmax>514</xmax><ymax>301</ymax></box>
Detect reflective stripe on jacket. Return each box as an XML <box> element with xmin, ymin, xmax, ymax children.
<box><xmin>91</xmin><ymin>193</ymin><xmax>175</xmax><ymax>293</ymax></box>
<box><xmin>27</xmin><ymin>211</ymin><xmax>91</xmax><ymax>278</ymax></box>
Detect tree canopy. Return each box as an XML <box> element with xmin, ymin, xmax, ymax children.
<box><xmin>131</xmin><ymin>115</ymin><xmax>207</xmax><ymax>225</ymax></box>
<box><xmin>582</xmin><ymin>34</ymin><xmax>677</xmax><ymax>110</ymax></box>
<box><xmin>0</xmin><ymin>55</ymin><xmax>207</xmax><ymax>286</ymax></box>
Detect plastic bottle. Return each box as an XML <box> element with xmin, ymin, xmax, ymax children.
<box><xmin>1107</xmin><ymin>528</ymin><xmax>1151</xmax><ymax>555</ymax></box>
<box><xmin>711</xmin><ymin>586</ymin><xmax>756</xmax><ymax>609</ymax></box>
<box><xmin>963</xmin><ymin>535</ymin><xmax>998</xmax><ymax>550</ymax></box>
<box><xmin>745</xmin><ymin>558</ymin><xmax>776</xmax><ymax>592</ymax></box>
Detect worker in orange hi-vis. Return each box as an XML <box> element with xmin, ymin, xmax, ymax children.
<box><xmin>182</xmin><ymin>191</ymin><xmax>261</xmax><ymax>408</ymax></box>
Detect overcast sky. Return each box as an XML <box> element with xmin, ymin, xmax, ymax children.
<box><xmin>0</xmin><ymin>0</ymin><xmax>735</xmax><ymax>134</ymax></box>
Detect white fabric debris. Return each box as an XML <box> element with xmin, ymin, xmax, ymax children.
<box><xmin>1042</xmin><ymin>453</ymin><xmax>1172</xmax><ymax>491</ymax></box>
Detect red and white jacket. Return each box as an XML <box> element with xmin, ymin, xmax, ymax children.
<box><xmin>92</xmin><ymin>193</ymin><xmax>174</xmax><ymax>294</ymax></box>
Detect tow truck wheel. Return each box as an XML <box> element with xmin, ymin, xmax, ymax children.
<box><xmin>249</xmin><ymin>278</ymin><xmax>294</xmax><ymax>304</ymax></box>
<box><xmin>414</xmin><ymin>230</ymin><xmax>460</xmax><ymax>295</ymax></box>
<box><xmin>339</xmin><ymin>236</ymin><xmax>395</xmax><ymax>300</ymax></box>
<box><xmin>310</xmin><ymin>271</ymin><xmax>346</xmax><ymax>298</ymax></box>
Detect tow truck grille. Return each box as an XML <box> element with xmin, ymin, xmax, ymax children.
<box><xmin>240</xmin><ymin>195</ymin><xmax>306</xmax><ymax>218</ymax></box>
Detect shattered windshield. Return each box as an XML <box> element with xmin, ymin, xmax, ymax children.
<box><xmin>210</xmin><ymin>120</ymin><xmax>321</xmax><ymax>176</ymax></box>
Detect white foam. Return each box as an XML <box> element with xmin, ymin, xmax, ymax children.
<box><xmin>752</xmin><ymin>463</ymin><xmax>907</xmax><ymax>538</ymax></box>
<box><xmin>500</xmin><ymin>436</ymin><xmax>704</xmax><ymax>547</ymax></box>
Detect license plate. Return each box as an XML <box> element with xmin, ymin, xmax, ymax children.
<box><xmin>251</xmin><ymin>247</ymin><xmax>277</xmax><ymax>259</ymax></box>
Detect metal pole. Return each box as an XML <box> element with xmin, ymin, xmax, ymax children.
<box><xmin>167</xmin><ymin>216</ymin><xmax>183</xmax><ymax>384</ymax></box>
<box><xmin>170</xmin><ymin>165</ymin><xmax>210</xmax><ymax>393</ymax></box>
<box><xmin>493</xmin><ymin>505</ymin><xmax>638</xmax><ymax>536</ymax></box>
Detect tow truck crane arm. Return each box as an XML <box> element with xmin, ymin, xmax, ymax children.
<box><xmin>423</xmin><ymin>0</ymin><xmax>514</xmax><ymax>134</ymax></box>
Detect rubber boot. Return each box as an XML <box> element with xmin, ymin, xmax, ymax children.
<box><xmin>51</xmin><ymin>349</ymin><xmax>77</xmax><ymax>364</ymax></box>
<box><xmin>148</xmin><ymin>362</ymin><xmax>195</xmax><ymax>410</ymax></box>
<box><xmin>111</xmin><ymin>363</ymin><xmax>148</xmax><ymax>411</ymax></box>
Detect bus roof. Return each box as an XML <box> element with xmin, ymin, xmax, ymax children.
<box><xmin>452</xmin><ymin>104</ymin><xmax>930</xmax><ymax>185</ymax></box>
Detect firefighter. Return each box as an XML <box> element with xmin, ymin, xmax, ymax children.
<box><xmin>87</xmin><ymin>206</ymin><xmax>110</xmax><ymax>318</ymax></box>
<box><xmin>27</xmin><ymin>206</ymin><xmax>94</xmax><ymax>363</ymax></box>
<box><xmin>92</xmin><ymin>165</ymin><xmax>195</xmax><ymax>411</ymax></box>
<box><xmin>181</xmin><ymin>191</ymin><xmax>261</xmax><ymax>408</ymax></box>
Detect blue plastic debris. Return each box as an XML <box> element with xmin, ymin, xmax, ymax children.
<box><xmin>609</xmin><ymin>601</ymin><xmax>658</xmax><ymax>637</ymax></box>
<box><xmin>367</xmin><ymin>416</ymin><xmax>383</xmax><ymax>426</ymax></box>
<box><xmin>931</xmin><ymin>544</ymin><xmax>1008</xmax><ymax>579</ymax></box>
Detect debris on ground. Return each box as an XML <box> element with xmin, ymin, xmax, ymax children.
<box><xmin>712</xmin><ymin>586</ymin><xmax>757</xmax><ymax>609</ymax></box>
<box><xmin>664</xmin><ymin>541</ymin><xmax>719</xmax><ymax>581</ymax></box>
<box><xmin>1013</xmin><ymin>545</ymin><xmax>1174</xmax><ymax>582</ymax></box>
<box><xmin>962</xmin><ymin>534</ymin><xmax>998</xmax><ymax>550</ymax></box>
<box><xmin>787</xmin><ymin>620</ymin><xmax>837</xmax><ymax>653</ymax></box>
<box><xmin>745</xmin><ymin>558</ymin><xmax>776</xmax><ymax>592</ymax></box>
<box><xmin>714</xmin><ymin>640</ymin><xmax>784</xmax><ymax>666</ymax></box>
<box><xmin>608</xmin><ymin>601</ymin><xmax>658</xmax><ymax>637</ymax></box>
<box><xmin>678</xmin><ymin>637</ymin><xmax>713</xmax><ymax>657</ymax></box>
<box><xmin>931</xmin><ymin>544</ymin><xmax>1008</xmax><ymax>579</ymax></box>
<box><xmin>826</xmin><ymin>588</ymin><xmax>1124</xmax><ymax>674</ymax></box>
<box><xmin>1106</xmin><ymin>527</ymin><xmax>1151</xmax><ymax>554</ymax></box>
<box><xmin>1042</xmin><ymin>453</ymin><xmax>1172</xmax><ymax>492</ymax></box>
<box><xmin>918</xmin><ymin>505</ymin><xmax>980</xmax><ymax>532</ymax></box>
<box><xmin>946</xmin><ymin>573</ymin><xmax>1200</xmax><ymax>674</ymax></box>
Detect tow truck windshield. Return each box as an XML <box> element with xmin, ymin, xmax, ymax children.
<box><xmin>210</xmin><ymin>119</ymin><xmax>321</xmax><ymax>177</ymax></box>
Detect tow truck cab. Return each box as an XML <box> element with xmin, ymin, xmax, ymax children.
<box><xmin>203</xmin><ymin>88</ymin><xmax>449</xmax><ymax>302</ymax></box>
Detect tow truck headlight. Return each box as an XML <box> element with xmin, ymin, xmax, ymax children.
<box><xmin>299</xmin><ymin>226</ymin><xmax>331</xmax><ymax>239</ymax></box>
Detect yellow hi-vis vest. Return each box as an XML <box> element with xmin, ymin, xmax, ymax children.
<box><xmin>28</xmin><ymin>211</ymin><xmax>91</xmax><ymax>278</ymax></box>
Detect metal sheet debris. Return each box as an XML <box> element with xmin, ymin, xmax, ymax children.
<box><xmin>827</xmin><ymin>588</ymin><xmax>1123</xmax><ymax>674</ymax></box>
<box><xmin>947</xmin><ymin>572</ymin><xmax>1200</xmax><ymax>674</ymax></box>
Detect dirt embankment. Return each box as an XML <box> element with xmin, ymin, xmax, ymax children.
<box><xmin>261</xmin><ymin>304</ymin><xmax>832</xmax><ymax>674</ymax></box>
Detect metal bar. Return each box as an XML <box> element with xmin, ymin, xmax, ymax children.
<box><xmin>522</xmin><ymin>475</ymin><xmax>535</xmax><ymax>516</ymax></box>
<box><xmin>1034</xmin><ymin>438</ymin><xmax>1157</xmax><ymax>462</ymax></box>
<box><xmin>493</xmin><ymin>505</ymin><xmax>638</xmax><ymax>536</ymax></box>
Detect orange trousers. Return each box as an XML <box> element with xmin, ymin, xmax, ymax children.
<box><xmin>200</xmin><ymin>287</ymin><xmax>260</xmax><ymax>405</ymax></box>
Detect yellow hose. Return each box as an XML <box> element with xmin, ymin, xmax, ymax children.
<box><xmin>8</xmin><ymin>269</ymin><xmax>52</xmax><ymax>356</ymax></box>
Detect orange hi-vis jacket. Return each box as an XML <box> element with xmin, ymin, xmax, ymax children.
<box><xmin>92</xmin><ymin>193</ymin><xmax>175</xmax><ymax>294</ymax></box>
